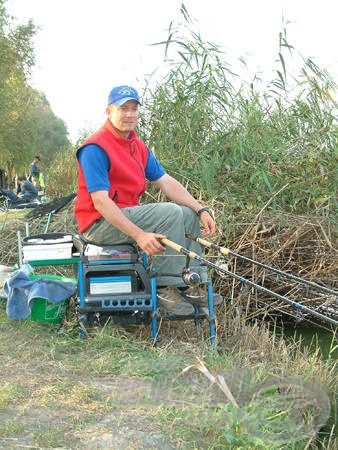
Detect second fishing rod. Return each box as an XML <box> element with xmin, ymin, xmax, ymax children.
<box><xmin>186</xmin><ymin>234</ymin><xmax>338</xmax><ymax>297</ymax></box>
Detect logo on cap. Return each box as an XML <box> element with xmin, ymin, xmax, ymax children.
<box><xmin>118</xmin><ymin>87</ymin><xmax>136</xmax><ymax>96</ymax></box>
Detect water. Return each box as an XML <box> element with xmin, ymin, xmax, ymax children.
<box><xmin>284</xmin><ymin>324</ymin><xmax>338</xmax><ymax>361</ymax></box>
<box><xmin>282</xmin><ymin>324</ymin><xmax>337</xmax><ymax>442</ymax></box>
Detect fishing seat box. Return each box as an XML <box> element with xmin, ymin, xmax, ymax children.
<box><xmin>73</xmin><ymin>235</ymin><xmax>152</xmax><ymax>314</ymax></box>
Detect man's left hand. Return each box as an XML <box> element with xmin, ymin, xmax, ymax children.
<box><xmin>200</xmin><ymin>211</ymin><xmax>216</xmax><ymax>236</ymax></box>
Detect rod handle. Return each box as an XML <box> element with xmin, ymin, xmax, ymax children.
<box><xmin>160</xmin><ymin>238</ymin><xmax>197</xmax><ymax>259</ymax></box>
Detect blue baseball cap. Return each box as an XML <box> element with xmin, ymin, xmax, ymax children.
<box><xmin>108</xmin><ymin>85</ymin><xmax>141</xmax><ymax>106</ymax></box>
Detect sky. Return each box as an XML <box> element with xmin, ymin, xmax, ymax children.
<box><xmin>6</xmin><ymin>0</ymin><xmax>338</xmax><ymax>143</ymax></box>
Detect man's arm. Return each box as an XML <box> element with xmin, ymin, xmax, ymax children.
<box><xmin>154</xmin><ymin>174</ymin><xmax>216</xmax><ymax>236</ymax></box>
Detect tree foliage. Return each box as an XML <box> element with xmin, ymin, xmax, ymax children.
<box><xmin>0</xmin><ymin>0</ymin><xmax>70</xmax><ymax>183</ymax></box>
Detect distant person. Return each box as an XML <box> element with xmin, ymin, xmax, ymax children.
<box><xmin>0</xmin><ymin>183</ymin><xmax>18</xmax><ymax>202</ymax></box>
<box><xmin>1</xmin><ymin>177</ymin><xmax>38</xmax><ymax>204</ymax></box>
<box><xmin>17</xmin><ymin>176</ymin><xmax>38</xmax><ymax>201</ymax></box>
<box><xmin>38</xmin><ymin>165</ymin><xmax>46</xmax><ymax>194</ymax></box>
<box><xmin>29</xmin><ymin>156</ymin><xmax>41</xmax><ymax>188</ymax></box>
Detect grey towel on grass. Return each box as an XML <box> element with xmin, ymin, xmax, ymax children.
<box><xmin>4</xmin><ymin>269</ymin><xmax>77</xmax><ymax>320</ymax></box>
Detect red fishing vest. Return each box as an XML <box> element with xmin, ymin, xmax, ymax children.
<box><xmin>74</xmin><ymin>119</ymin><xmax>148</xmax><ymax>232</ymax></box>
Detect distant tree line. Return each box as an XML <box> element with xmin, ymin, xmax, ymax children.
<box><xmin>0</xmin><ymin>0</ymin><xmax>70</xmax><ymax>186</ymax></box>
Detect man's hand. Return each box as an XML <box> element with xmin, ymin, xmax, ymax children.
<box><xmin>154</xmin><ymin>175</ymin><xmax>217</xmax><ymax>237</ymax></box>
<box><xmin>199</xmin><ymin>211</ymin><xmax>216</xmax><ymax>236</ymax></box>
<box><xmin>135</xmin><ymin>231</ymin><xmax>166</xmax><ymax>256</ymax></box>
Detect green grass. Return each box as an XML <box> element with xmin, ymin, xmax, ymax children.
<box><xmin>0</xmin><ymin>300</ymin><xmax>336</xmax><ymax>449</ymax></box>
<box><xmin>0</xmin><ymin>382</ymin><xmax>24</xmax><ymax>409</ymax></box>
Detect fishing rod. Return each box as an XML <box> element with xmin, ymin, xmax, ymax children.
<box><xmin>160</xmin><ymin>238</ymin><xmax>338</xmax><ymax>327</ymax></box>
<box><xmin>187</xmin><ymin>234</ymin><xmax>338</xmax><ymax>297</ymax></box>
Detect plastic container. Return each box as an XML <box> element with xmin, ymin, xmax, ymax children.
<box><xmin>23</xmin><ymin>243</ymin><xmax>73</xmax><ymax>260</ymax></box>
<box><xmin>22</xmin><ymin>233</ymin><xmax>74</xmax><ymax>261</ymax></box>
<box><xmin>21</xmin><ymin>262</ymin><xmax>34</xmax><ymax>276</ymax></box>
<box><xmin>23</xmin><ymin>233</ymin><xmax>73</xmax><ymax>245</ymax></box>
<box><xmin>0</xmin><ymin>265</ymin><xmax>13</xmax><ymax>299</ymax></box>
<box><xmin>28</xmin><ymin>274</ymin><xmax>77</xmax><ymax>323</ymax></box>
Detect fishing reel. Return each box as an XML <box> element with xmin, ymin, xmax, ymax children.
<box><xmin>182</xmin><ymin>268</ymin><xmax>201</xmax><ymax>286</ymax></box>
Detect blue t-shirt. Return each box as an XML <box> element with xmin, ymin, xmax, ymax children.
<box><xmin>78</xmin><ymin>144</ymin><xmax>166</xmax><ymax>193</ymax></box>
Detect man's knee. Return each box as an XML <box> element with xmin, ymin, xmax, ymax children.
<box><xmin>156</xmin><ymin>202</ymin><xmax>184</xmax><ymax>222</ymax></box>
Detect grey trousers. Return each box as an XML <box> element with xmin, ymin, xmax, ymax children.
<box><xmin>83</xmin><ymin>202</ymin><xmax>207</xmax><ymax>287</ymax></box>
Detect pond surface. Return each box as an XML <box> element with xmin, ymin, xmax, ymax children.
<box><xmin>283</xmin><ymin>324</ymin><xmax>337</xmax><ymax>443</ymax></box>
<box><xmin>283</xmin><ymin>324</ymin><xmax>338</xmax><ymax>361</ymax></box>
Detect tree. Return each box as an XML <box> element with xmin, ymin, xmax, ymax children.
<box><xmin>0</xmin><ymin>1</ymin><xmax>70</xmax><ymax>182</ymax></box>
<box><xmin>0</xmin><ymin>1</ymin><xmax>36</xmax><ymax>178</ymax></box>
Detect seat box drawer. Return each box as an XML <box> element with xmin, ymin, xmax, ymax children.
<box><xmin>89</xmin><ymin>275</ymin><xmax>132</xmax><ymax>295</ymax></box>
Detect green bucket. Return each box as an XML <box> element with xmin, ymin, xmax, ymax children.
<box><xmin>28</xmin><ymin>274</ymin><xmax>77</xmax><ymax>324</ymax></box>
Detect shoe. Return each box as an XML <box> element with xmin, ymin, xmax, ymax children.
<box><xmin>200</xmin><ymin>307</ymin><xmax>210</xmax><ymax>316</ymax></box>
<box><xmin>157</xmin><ymin>286</ymin><xmax>195</xmax><ymax>316</ymax></box>
<box><xmin>180</xmin><ymin>286</ymin><xmax>223</xmax><ymax>306</ymax></box>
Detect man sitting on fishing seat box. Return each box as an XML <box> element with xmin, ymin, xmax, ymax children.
<box><xmin>74</xmin><ymin>85</ymin><xmax>222</xmax><ymax>316</ymax></box>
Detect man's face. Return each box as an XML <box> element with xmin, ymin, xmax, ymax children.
<box><xmin>107</xmin><ymin>100</ymin><xmax>139</xmax><ymax>136</ymax></box>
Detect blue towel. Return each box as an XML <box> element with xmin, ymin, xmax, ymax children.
<box><xmin>4</xmin><ymin>268</ymin><xmax>77</xmax><ymax>320</ymax></box>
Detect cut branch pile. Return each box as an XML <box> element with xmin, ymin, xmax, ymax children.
<box><xmin>211</xmin><ymin>211</ymin><xmax>337</xmax><ymax>328</ymax></box>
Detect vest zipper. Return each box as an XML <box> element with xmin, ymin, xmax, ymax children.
<box><xmin>130</xmin><ymin>142</ymin><xmax>147</xmax><ymax>190</ymax></box>
<box><xmin>111</xmin><ymin>190</ymin><xmax>118</xmax><ymax>201</ymax></box>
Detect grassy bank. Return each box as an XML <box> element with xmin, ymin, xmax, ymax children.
<box><xmin>0</xmin><ymin>297</ymin><xmax>337</xmax><ymax>449</ymax></box>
